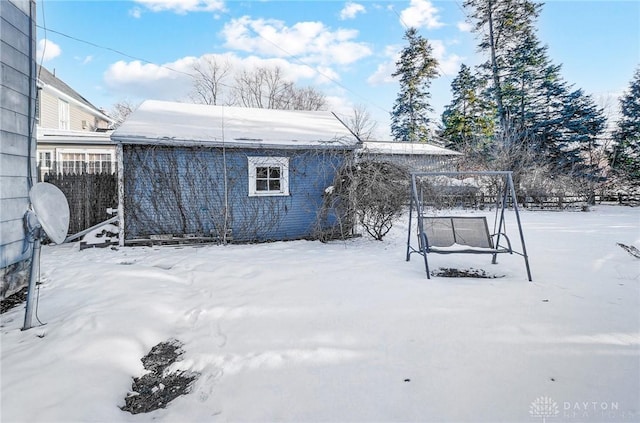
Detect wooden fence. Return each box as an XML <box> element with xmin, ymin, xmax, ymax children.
<box><xmin>421</xmin><ymin>193</ymin><xmax>639</xmax><ymax>211</ymax></box>
<box><xmin>41</xmin><ymin>172</ymin><xmax>118</xmax><ymax>235</ymax></box>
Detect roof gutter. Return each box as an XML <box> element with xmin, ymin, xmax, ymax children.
<box><xmin>110</xmin><ymin>136</ymin><xmax>360</xmax><ymax>151</ymax></box>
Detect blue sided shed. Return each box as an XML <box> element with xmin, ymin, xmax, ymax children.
<box><xmin>111</xmin><ymin>100</ymin><xmax>361</xmax><ymax>244</ymax></box>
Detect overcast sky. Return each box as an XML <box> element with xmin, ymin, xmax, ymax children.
<box><xmin>36</xmin><ymin>0</ymin><xmax>639</xmax><ymax>139</ymax></box>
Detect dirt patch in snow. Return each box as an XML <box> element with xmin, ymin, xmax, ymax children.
<box><xmin>1</xmin><ymin>287</ymin><xmax>28</xmax><ymax>314</ymax></box>
<box><xmin>431</xmin><ymin>267</ymin><xmax>504</xmax><ymax>279</ymax></box>
<box><xmin>121</xmin><ymin>339</ymin><xmax>199</xmax><ymax>414</ymax></box>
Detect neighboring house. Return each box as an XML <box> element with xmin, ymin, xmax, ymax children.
<box><xmin>111</xmin><ymin>100</ymin><xmax>361</xmax><ymax>244</ymax></box>
<box><xmin>36</xmin><ymin>66</ymin><xmax>115</xmax><ymax>177</ymax></box>
<box><xmin>359</xmin><ymin>140</ymin><xmax>462</xmax><ymax>172</ymax></box>
<box><xmin>0</xmin><ymin>0</ymin><xmax>37</xmax><ymax>298</ymax></box>
<box><xmin>37</xmin><ymin>128</ymin><xmax>114</xmax><ymax>177</ymax></box>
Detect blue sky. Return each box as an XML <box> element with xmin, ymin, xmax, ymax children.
<box><xmin>36</xmin><ymin>0</ymin><xmax>639</xmax><ymax>139</ymax></box>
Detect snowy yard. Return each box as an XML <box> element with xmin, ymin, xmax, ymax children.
<box><xmin>1</xmin><ymin>205</ymin><xmax>639</xmax><ymax>422</ymax></box>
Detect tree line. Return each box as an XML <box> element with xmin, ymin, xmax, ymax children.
<box><xmin>391</xmin><ymin>0</ymin><xmax>639</xmax><ymax>194</ymax></box>
<box><xmin>111</xmin><ymin>60</ymin><xmax>378</xmax><ymax>141</ymax></box>
<box><xmin>110</xmin><ymin>0</ymin><xmax>638</xmax><ymax>194</ymax></box>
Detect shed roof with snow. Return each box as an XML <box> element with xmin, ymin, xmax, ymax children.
<box><xmin>358</xmin><ymin>141</ymin><xmax>462</xmax><ymax>172</ymax></box>
<box><xmin>361</xmin><ymin>141</ymin><xmax>462</xmax><ymax>156</ymax></box>
<box><xmin>111</xmin><ymin>100</ymin><xmax>359</xmax><ymax>150</ymax></box>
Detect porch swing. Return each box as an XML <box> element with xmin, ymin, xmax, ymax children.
<box><xmin>406</xmin><ymin>171</ymin><xmax>532</xmax><ymax>281</ymax></box>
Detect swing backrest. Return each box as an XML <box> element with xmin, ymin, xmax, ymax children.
<box><xmin>422</xmin><ymin>216</ymin><xmax>493</xmax><ymax>249</ymax></box>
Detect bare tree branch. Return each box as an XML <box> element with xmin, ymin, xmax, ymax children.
<box><xmin>109</xmin><ymin>100</ymin><xmax>140</xmax><ymax>129</ymax></box>
<box><xmin>346</xmin><ymin>104</ymin><xmax>378</xmax><ymax>141</ymax></box>
<box><xmin>190</xmin><ymin>56</ymin><xmax>232</xmax><ymax>105</ymax></box>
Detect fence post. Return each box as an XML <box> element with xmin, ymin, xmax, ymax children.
<box><xmin>117</xmin><ymin>144</ymin><xmax>125</xmax><ymax>247</ymax></box>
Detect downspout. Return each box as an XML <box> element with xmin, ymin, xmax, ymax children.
<box><xmin>27</xmin><ymin>0</ymin><xmax>36</xmax><ymax>189</ymax></box>
<box><xmin>221</xmin><ymin>107</ymin><xmax>230</xmax><ymax>244</ymax></box>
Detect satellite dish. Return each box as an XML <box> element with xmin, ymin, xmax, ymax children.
<box><xmin>29</xmin><ymin>182</ymin><xmax>70</xmax><ymax>244</ymax></box>
<box><xmin>22</xmin><ymin>182</ymin><xmax>69</xmax><ymax>330</ymax></box>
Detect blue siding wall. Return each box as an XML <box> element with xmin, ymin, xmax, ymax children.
<box><xmin>123</xmin><ymin>146</ymin><xmax>350</xmax><ymax>242</ymax></box>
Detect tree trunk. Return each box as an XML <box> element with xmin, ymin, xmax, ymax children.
<box><xmin>487</xmin><ymin>0</ymin><xmax>507</xmax><ymax>133</ymax></box>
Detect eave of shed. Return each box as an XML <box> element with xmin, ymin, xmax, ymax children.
<box><xmin>111</xmin><ymin>100</ymin><xmax>359</xmax><ymax>150</ymax></box>
<box><xmin>361</xmin><ymin>141</ymin><xmax>462</xmax><ymax>156</ymax></box>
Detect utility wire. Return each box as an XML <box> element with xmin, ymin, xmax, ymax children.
<box><xmin>34</xmin><ymin>12</ymin><xmax>393</xmax><ymax>116</ymax></box>
<box><xmin>35</xmin><ymin>24</ymin><xmax>196</xmax><ymax>78</ymax></box>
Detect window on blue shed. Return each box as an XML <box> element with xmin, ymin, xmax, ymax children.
<box><xmin>248</xmin><ymin>157</ymin><xmax>289</xmax><ymax>196</ymax></box>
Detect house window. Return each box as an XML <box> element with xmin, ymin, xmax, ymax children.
<box><xmin>58</xmin><ymin>151</ymin><xmax>115</xmax><ymax>174</ymax></box>
<box><xmin>248</xmin><ymin>157</ymin><xmax>290</xmax><ymax>196</ymax></box>
<box><xmin>86</xmin><ymin>153</ymin><xmax>112</xmax><ymax>173</ymax></box>
<box><xmin>58</xmin><ymin>100</ymin><xmax>69</xmax><ymax>130</ymax></box>
<box><xmin>61</xmin><ymin>152</ymin><xmax>85</xmax><ymax>173</ymax></box>
<box><xmin>38</xmin><ymin>151</ymin><xmax>52</xmax><ymax>169</ymax></box>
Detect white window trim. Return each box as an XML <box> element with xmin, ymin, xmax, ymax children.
<box><xmin>58</xmin><ymin>99</ymin><xmax>70</xmax><ymax>130</ymax></box>
<box><xmin>38</xmin><ymin>149</ymin><xmax>54</xmax><ymax>169</ymax></box>
<box><xmin>248</xmin><ymin>156</ymin><xmax>290</xmax><ymax>197</ymax></box>
<box><xmin>56</xmin><ymin>148</ymin><xmax>116</xmax><ymax>174</ymax></box>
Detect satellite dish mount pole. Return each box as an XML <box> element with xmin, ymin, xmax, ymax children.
<box><xmin>21</xmin><ymin>182</ymin><xmax>70</xmax><ymax>330</ymax></box>
<box><xmin>22</xmin><ymin>211</ymin><xmax>43</xmax><ymax>330</ymax></box>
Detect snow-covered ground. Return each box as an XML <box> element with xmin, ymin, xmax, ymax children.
<box><xmin>1</xmin><ymin>205</ymin><xmax>639</xmax><ymax>422</ymax></box>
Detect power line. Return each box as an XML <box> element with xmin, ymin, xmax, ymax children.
<box><xmin>35</xmin><ymin>24</ymin><xmax>196</xmax><ymax>78</ymax></box>
<box><xmin>35</xmin><ymin>13</ymin><xmax>393</xmax><ymax>116</ymax></box>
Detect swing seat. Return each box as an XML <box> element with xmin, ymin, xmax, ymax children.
<box><xmin>420</xmin><ymin>216</ymin><xmax>512</xmax><ymax>254</ymax></box>
<box><xmin>405</xmin><ymin>171</ymin><xmax>532</xmax><ymax>281</ymax></box>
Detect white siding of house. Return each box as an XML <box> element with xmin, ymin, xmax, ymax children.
<box><xmin>39</xmin><ymin>89</ymin><xmax>58</xmax><ymax>128</ymax></box>
<box><xmin>70</xmin><ymin>103</ymin><xmax>101</xmax><ymax>130</ymax></box>
<box><xmin>1</xmin><ymin>0</ymin><xmax>37</xmax><ymax>296</ymax></box>
<box><xmin>38</xmin><ymin>80</ymin><xmax>112</xmax><ymax>131</ymax></box>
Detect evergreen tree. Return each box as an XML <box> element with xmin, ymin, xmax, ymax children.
<box><xmin>441</xmin><ymin>64</ymin><xmax>495</xmax><ymax>153</ymax></box>
<box><xmin>611</xmin><ymin>67</ymin><xmax>640</xmax><ymax>181</ymax></box>
<box><xmin>531</xmin><ymin>63</ymin><xmax>569</xmax><ymax>151</ymax></box>
<box><xmin>504</xmin><ymin>31</ymin><xmax>555</xmax><ymax>135</ymax></box>
<box><xmin>463</xmin><ymin>0</ymin><xmax>543</xmax><ymax>132</ymax></box>
<box><xmin>554</xmin><ymin>89</ymin><xmax>606</xmax><ymax>176</ymax></box>
<box><xmin>463</xmin><ymin>0</ymin><xmax>607</xmax><ymax>180</ymax></box>
<box><xmin>390</xmin><ymin>28</ymin><xmax>439</xmax><ymax>143</ymax></box>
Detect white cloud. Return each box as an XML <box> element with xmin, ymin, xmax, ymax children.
<box><xmin>133</xmin><ymin>0</ymin><xmax>224</xmax><ymax>14</ymax></box>
<box><xmin>399</xmin><ymin>0</ymin><xmax>444</xmax><ymax>30</ymax></box>
<box><xmin>232</xmin><ymin>54</ymin><xmax>320</xmax><ymax>83</ymax></box>
<box><xmin>104</xmin><ymin>58</ymin><xmax>197</xmax><ymax>101</ymax></box>
<box><xmin>367</xmin><ymin>39</ymin><xmax>462</xmax><ymax>85</ymax></box>
<box><xmin>457</xmin><ymin>21</ymin><xmax>473</xmax><ymax>32</ymax></box>
<box><xmin>325</xmin><ymin>95</ymin><xmax>354</xmax><ymax>115</ymax></box>
<box><xmin>221</xmin><ymin>16</ymin><xmax>372</xmax><ymax>67</ymax></box>
<box><xmin>367</xmin><ymin>45</ymin><xmax>400</xmax><ymax>85</ymax></box>
<box><xmin>340</xmin><ymin>2</ymin><xmax>365</xmax><ymax>20</ymax></box>
<box><xmin>314</xmin><ymin>66</ymin><xmax>341</xmax><ymax>85</ymax></box>
<box><xmin>37</xmin><ymin>39</ymin><xmax>61</xmax><ymax>62</ymax></box>
<box><xmin>103</xmin><ymin>53</ymin><xmax>337</xmax><ymax>102</ymax></box>
<box><xmin>430</xmin><ymin>40</ymin><xmax>463</xmax><ymax>76</ymax></box>
<box><xmin>129</xmin><ymin>7</ymin><xmax>142</xmax><ymax>18</ymax></box>
<box><xmin>75</xmin><ymin>55</ymin><xmax>94</xmax><ymax>65</ymax></box>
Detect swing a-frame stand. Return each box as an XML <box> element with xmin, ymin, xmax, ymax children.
<box><xmin>406</xmin><ymin>171</ymin><xmax>532</xmax><ymax>281</ymax></box>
